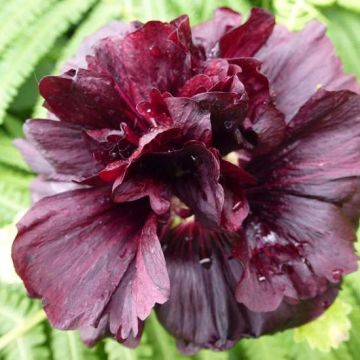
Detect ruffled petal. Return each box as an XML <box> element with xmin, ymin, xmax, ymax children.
<box><xmin>165</xmin><ymin>97</ymin><xmax>212</xmax><ymax>144</ymax></box>
<box><xmin>156</xmin><ymin>223</ymin><xmax>248</xmax><ymax>351</ymax></box>
<box><xmin>30</xmin><ymin>176</ymin><xmax>83</xmax><ymax>203</ymax></box>
<box><xmin>64</xmin><ymin>21</ymin><xmax>142</xmax><ymax>71</ymax></box>
<box><xmin>157</xmin><ymin>222</ymin><xmax>340</xmax><ymax>352</ymax></box>
<box><xmin>250</xmin><ymin>90</ymin><xmax>360</xmax><ymax>220</ymax></box>
<box><xmin>93</xmin><ymin>20</ymin><xmax>193</xmax><ymax>104</ymax></box>
<box><xmin>24</xmin><ymin>119</ymin><xmax>101</xmax><ymax>179</ymax></box>
<box><xmin>219</xmin><ymin>8</ymin><xmax>275</xmax><ymax>58</ymax></box>
<box><xmin>170</xmin><ymin>144</ymin><xmax>224</xmax><ymax>228</ymax></box>
<box><xmin>12</xmin><ymin>187</ymin><xmax>168</xmax><ymax>334</ymax></box>
<box><xmin>192</xmin><ymin>91</ymin><xmax>248</xmax><ymax>155</ymax></box>
<box><xmin>237</xmin><ymin>90</ymin><xmax>360</xmax><ymax>311</ymax></box>
<box><xmin>192</xmin><ymin>7</ymin><xmax>242</xmax><ymax>56</ymax></box>
<box><xmin>39</xmin><ymin>68</ymin><xmax>130</xmax><ymax>128</ymax></box>
<box><xmin>14</xmin><ymin>138</ymin><xmax>54</xmax><ymax>176</ymax></box>
<box><xmin>256</xmin><ymin>22</ymin><xmax>360</xmax><ymax>121</ymax></box>
<box><xmin>236</xmin><ymin>194</ymin><xmax>357</xmax><ymax>312</ymax></box>
<box><xmin>113</xmin><ymin>176</ymin><xmax>171</xmax><ymax>215</ymax></box>
<box><xmin>105</xmin><ymin>214</ymin><xmax>169</xmax><ymax>340</ymax></box>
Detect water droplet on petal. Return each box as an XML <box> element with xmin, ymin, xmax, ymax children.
<box><xmin>263</xmin><ymin>231</ymin><xmax>276</xmax><ymax>244</ymax></box>
<box><xmin>199</xmin><ymin>257</ymin><xmax>212</xmax><ymax>269</ymax></box>
<box><xmin>224</xmin><ymin>120</ymin><xmax>233</xmax><ymax>129</ymax></box>
<box><xmin>232</xmin><ymin>201</ymin><xmax>242</xmax><ymax>211</ymax></box>
<box><xmin>149</xmin><ymin>45</ymin><xmax>161</xmax><ymax>56</ymax></box>
<box><xmin>258</xmin><ymin>276</ymin><xmax>266</xmax><ymax>282</ymax></box>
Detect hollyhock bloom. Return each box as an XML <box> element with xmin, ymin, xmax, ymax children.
<box><xmin>12</xmin><ymin>7</ymin><xmax>360</xmax><ymax>353</ymax></box>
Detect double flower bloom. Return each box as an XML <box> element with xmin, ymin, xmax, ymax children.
<box><xmin>12</xmin><ymin>7</ymin><xmax>360</xmax><ymax>354</ymax></box>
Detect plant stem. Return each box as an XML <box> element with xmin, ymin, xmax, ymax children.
<box><xmin>0</xmin><ymin>309</ymin><xmax>47</xmax><ymax>350</ymax></box>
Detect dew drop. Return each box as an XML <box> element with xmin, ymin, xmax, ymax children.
<box><xmin>190</xmin><ymin>155</ymin><xmax>197</xmax><ymax>162</ymax></box>
<box><xmin>224</xmin><ymin>120</ymin><xmax>234</xmax><ymax>129</ymax></box>
<box><xmin>149</xmin><ymin>45</ymin><xmax>161</xmax><ymax>56</ymax></box>
<box><xmin>199</xmin><ymin>257</ymin><xmax>212</xmax><ymax>269</ymax></box>
<box><xmin>232</xmin><ymin>201</ymin><xmax>242</xmax><ymax>211</ymax></box>
<box><xmin>258</xmin><ymin>275</ymin><xmax>266</xmax><ymax>282</ymax></box>
<box><xmin>263</xmin><ymin>231</ymin><xmax>276</xmax><ymax>244</ymax></box>
<box><xmin>332</xmin><ymin>269</ymin><xmax>343</xmax><ymax>281</ymax></box>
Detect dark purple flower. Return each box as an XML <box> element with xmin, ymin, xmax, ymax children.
<box><xmin>12</xmin><ymin>7</ymin><xmax>360</xmax><ymax>353</ymax></box>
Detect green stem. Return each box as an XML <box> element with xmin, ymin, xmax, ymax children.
<box><xmin>0</xmin><ymin>309</ymin><xmax>47</xmax><ymax>350</ymax></box>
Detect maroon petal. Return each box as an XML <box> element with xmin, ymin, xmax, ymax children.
<box><xmin>39</xmin><ymin>68</ymin><xmax>129</xmax><ymax>129</ymax></box>
<box><xmin>113</xmin><ymin>176</ymin><xmax>171</xmax><ymax>215</ymax></box>
<box><xmin>63</xmin><ymin>21</ymin><xmax>142</xmax><ymax>71</ymax></box>
<box><xmin>250</xmin><ymin>90</ymin><xmax>360</xmax><ymax>220</ymax></box>
<box><xmin>236</xmin><ymin>194</ymin><xmax>357</xmax><ymax>312</ymax></box>
<box><xmin>94</xmin><ymin>21</ymin><xmax>193</xmax><ymax>104</ymax></box>
<box><xmin>14</xmin><ymin>138</ymin><xmax>54</xmax><ymax>176</ymax></box>
<box><xmin>246</xmin><ymin>284</ymin><xmax>339</xmax><ymax>336</ymax></box>
<box><xmin>171</xmin><ymin>144</ymin><xmax>224</xmax><ymax>228</ymax></box>
<box><xmin>24</xmin><ymin>119</ymin><xmax>102</xmax><ymax>179</ymax></box>
<box><xmin>220</xmin><ymin>159</ymin><xmax>255</xmax><ymax>231</ymax></box>
<box><xmin>12</xmin><ymin>187</ymin><xmax>160</xmax><ymax>332</ymax></box>
<box><xmin>256</xmin><ymin>22</ymin><xmax>360</xmax><ymax>121</ymax></box>
<box><xmin>80</xmin><ymin>315</ymin><xmax>109</xmax><ymax>347</ymax></box>
<box><xmin>156</xmin><ymin>223</ymin><xmax>248</xmax><ymax>351</ymax></box>
<box><xmin>30</xmin><ymin>176</ymin><xmax>83</xmax><ymax>203</ymax></box>
<box><xmin>165</xmin><ymin>97</ymin><xmax>212</xmax><ymax>144</ymax></box>
<box><xmin>157</xmin><ymin>222</ymin><xmax>339</xmax><ymax>352</ymax></box>
<box><xmin>105</xmin><ymin>214</ymin><xmax>169</xmax><ymax>340</ymax></box>
<box><xmin>236</xmin><ymin>90</ymin><xmax>360</xmax><ymax>311</ymax></box>
<box><xmin>192</xmin><ymin>91</ymin><xmax>248</xmax><ymax>155</ymax></box>
<box><xmin>219</xmin><ymin>8</ymin><xmax>275</xmax><ymax>58</ymax></box>
<box><xmin>192</xmin><ymin>7</ymin><xmax>242</xmax><ymax>57</ymax></box>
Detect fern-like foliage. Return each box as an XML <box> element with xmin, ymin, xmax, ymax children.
<box><xmin>0</xmin><ymin>0</ymin><xmax>56</xmax><ymax>55</ymax></box>
<box><xmin>0</xmin><ymin>0</ymin><xmax>96</xmax><ymax>124</ymax></box>
<box><xmin>51</xmin><ymin>329</ymin><xmax>104</xmax><ymax>360</ymax></box>
<box><xmin>273</xmin><ymin>0</ymin><xmax>330</xmax><ymax>30</ymax></box>
<box><xmin>34</xmin><ymin>0</ymin><xmax>126</xmax><ymax>117</ymax></box>
<box><xmin>0</xmin><ymin>164</ymin><xmax>32</xmax><ymax>227</ymax></box>
<box><xmin>0</xmin><ymin>285</ymin><xmax>49</xmax><ymax>360</ymax></box>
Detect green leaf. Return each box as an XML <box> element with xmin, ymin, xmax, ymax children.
<box><xmin>0</xmin><ymin>164</ymin><xmax>33</xmax><ymax>227</ymax></box>
<box><xmin>321</xmin><ymin>6</ymin><xmax>360</xmax><ymax>79</ymax></box>
<box><xmin>3</xmin><ymin>114</ymin><xmax>24</xmax><ymax>138</ymax></box>
<box><xmin>105</xmin><ymin>339</ymin><xmax>140</xmax><ymax>360</ymax></box>
<box><xmin>0</xmin><ymin>129</ymin><xmax>29</xmax><ymax>171</ymax></box>
<box><xmin>0</xmin><ymin>285</ymin><xmax>49</xmax><ymax>360</ymax></box>
<box><xmin>0</xmin><ymin>0</ymin><xmax>97</xmax><ymax>124</ymax></box>
<box><xmin>51</xmin><ymin>329</ymin><xmax>102</xmax><ymax>360</ymax></box>
<box><xmin>337</xmin><ymin>0</ymin><xmax>360</xmax><ymax>12</ymax></box>
<box><xmin>231</xmin><ymin>332</ymin><xmax>290</xmax><ymax>360</ymax></box>
<box><xmin>273</xmin><ymin>0</ymin><xmax>328</xmax><ymax>30</ymax></box>
<box><xmin>0</xmin><ymin>0</ymin><xmax>56</xmax><ymax>55</ymax></box>
<box><xmin>294</xmin><ymin>298</ymin><xmax>352</xmax><ymax>352</ymax></box>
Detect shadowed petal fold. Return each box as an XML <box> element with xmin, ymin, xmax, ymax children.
<box><xmin>256</xmin><ymin>22</ymin><xmax>360</xmax><ymax>121</ymax></box>
<box><xmin>219</xmin><ymin>8</ymin><xmax>275</xmax><ymax>58</ymax></box>
<box><xmin>24</xmin><ymin>119</ymin><xmax>102</xmax><ymax>178</ymax></box>
<box><xmin>12</xmin><ymin>187</ymin><xmax>169</xmax><ymax>337</ymax></box>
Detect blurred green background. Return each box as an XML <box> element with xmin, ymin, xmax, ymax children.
<box><xmin>0</xmin><ymin>0</ymin><xmax>359</xmax><ymax>359</ymax></box>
